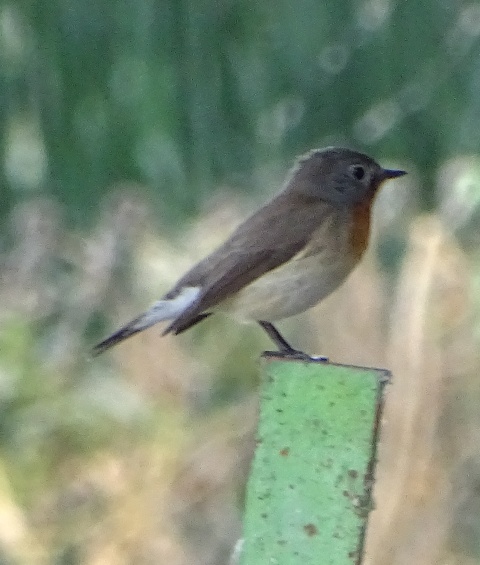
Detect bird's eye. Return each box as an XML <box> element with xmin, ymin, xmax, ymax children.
<box><xmin>351</xmin><ymin>165</ymin><xmax>365</xmax><ymax>180</ymax></box>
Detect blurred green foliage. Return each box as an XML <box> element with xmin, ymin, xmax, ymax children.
<box><xmin>2</xmin><ymin>0</ymin><xmax>480</xmax><ymax>227</ymax></box>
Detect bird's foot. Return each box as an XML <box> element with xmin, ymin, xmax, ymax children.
<box><xmin>257</xmin><ymin>321</ymin><xmax>328</xmax><ymax>363</ymax></box>
<box><xmin>261</xmin><ymin>349</ymin><xmax>328</xmax><ymax>363</ymax></box>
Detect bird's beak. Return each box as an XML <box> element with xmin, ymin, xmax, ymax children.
<box><xmin>381</xmin><ymin>168</ymin><xmax>407</xmax><ymax>180</ymax></box>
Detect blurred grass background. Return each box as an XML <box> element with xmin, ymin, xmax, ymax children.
<box><xmin>1</xmin><ymin>0</ymin><xmax>480</xmax><ymax>563</ymax></box>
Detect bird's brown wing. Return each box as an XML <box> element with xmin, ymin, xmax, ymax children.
<box><xmin>163</xmin><ymin>193</ymin><xmax>327</xmax><ymax>335</ymax></box>
<box><xmin>163</xmin><ymin>245</ymin><xmax>303</xmax><ymax>335</ymax></box>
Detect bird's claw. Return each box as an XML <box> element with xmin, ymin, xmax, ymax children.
<box><xmin>261</xmin><ymin>350</ymin><xmax>328</xmax><ymax>363</ymax></box>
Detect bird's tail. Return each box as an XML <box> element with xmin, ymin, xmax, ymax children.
<box><xmin>92</xmin><ymin>286</ymin><xmax>201</xmax><ymax>356</ymax></box>
<box><xmin>92</xmin><ymin>314</ymin><xmax>149</xmax><ymax>356</ymax></box>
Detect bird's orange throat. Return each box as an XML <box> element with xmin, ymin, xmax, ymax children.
<box><xmin>349</xmin><ymin>197</ymin><xmax>374</xmax><ymax>260</ymax></box>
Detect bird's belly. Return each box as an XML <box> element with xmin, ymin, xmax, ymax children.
<box><xmin>219</xmin><ymin>252</ymin><xmax>356</xmax><ymax>322</ymax></box>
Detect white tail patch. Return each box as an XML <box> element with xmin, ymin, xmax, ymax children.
<box><xmin>134</xmin><ymin>286</ymin><xmax>201</xmax><ymax>331</ymax></box>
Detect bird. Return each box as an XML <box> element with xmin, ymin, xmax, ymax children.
<box><xmin>92</xmin><ymin>147</ymin><xmax>406</xmax><ymax>360</ymax></box>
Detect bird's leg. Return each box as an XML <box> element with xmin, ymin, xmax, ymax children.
<box><xmin>258</xmin><ymin>321</ymin><xmax>328</xmax><ymax>362</ymax></box>
<box><xmin>258</xmin><ymin>320</ymin><xmax>296</xmax><ymax>351</ymax></box>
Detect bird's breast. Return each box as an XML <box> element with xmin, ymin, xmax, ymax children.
<box><xmin>220</xmin><ymin>205</ymin><xmax>371</xmax><ymax>322</ymax></box>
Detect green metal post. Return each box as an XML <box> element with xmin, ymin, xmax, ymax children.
<box><xmin>239</xmin><ymin>359</ymin><xmax>389</xmax><ymax>565</ymax></box>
